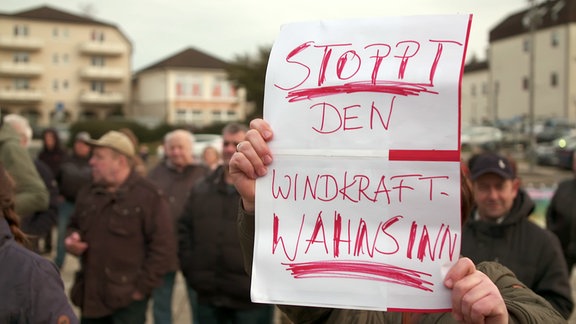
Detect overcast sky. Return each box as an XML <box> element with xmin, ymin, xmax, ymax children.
<box><xmin>2</xmin><ymin>0</ymin><xmax>529</xmax><ymax>71</ymax></box>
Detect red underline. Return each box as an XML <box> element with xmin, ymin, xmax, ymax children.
<box><xmin>389</xmin><ymin>149</ymin><xmax>460</xmax><ymax>162</ymax></box>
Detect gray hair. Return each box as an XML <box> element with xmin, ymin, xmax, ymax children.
<box><xmin>164</xmin><ymin>129</ymin><xmax>195</xmax><ymax>146</ymax></box>
<box><xmin>3</xmin><ymin>114</ymin><xmax>32</xmax><ymax>145</ymax></box>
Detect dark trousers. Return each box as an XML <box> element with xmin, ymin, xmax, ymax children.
<box><xmin>197</xmin><ymin>303</ymin><xmax>274</xmax><ymax>324</ymax></box>
<box><xmin>80</xmin><ymin>299</ymin><xmax>148</xmax><ymax>324</ymax></box>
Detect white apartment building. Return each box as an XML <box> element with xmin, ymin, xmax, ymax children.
<box><xmin>132</xmin><ymin>47</ymin><xmax>251</xmax><ymax>128</ymax></box>
<box><xmin>462</xmin><ymin>0</ymin><xmax>576</xmax><ymax>127</ymax></box>
<box><xmin>461</xmin><ymin>60</ymin><xmax>489</xmax><ymax>126</ymax></box>
<box><xmin>0</xmin><ymin>6</ymin><xmax>132</xmax><ymax>127</ymax></box>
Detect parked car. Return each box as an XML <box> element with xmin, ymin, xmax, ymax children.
<box><xmin>554</xmin><ymin>134</ymin><xmax>576</xmax><ymax>170</ymax></box>
<box><xmin>461</xmin><ymin>126</ymin><xmax>503</xmax><ymax>151</ymax></box>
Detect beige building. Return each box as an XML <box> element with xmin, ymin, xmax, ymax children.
<box><xmin>462</xmin><ymin>0</ymin><xmax>576</xmax><ymax>127</ymax></box>
<box><xmin>461</xmin><ymin>59</ymin><xmax>490</xmax><ymax>126</ymax></box>
<box><xmin>0</xmin><ymin>5</ymin><xmax>132</xmax><ymax>128</ymax></box>
<box><xmin>132</xmin><ymin>47</ymin><xmax>251</xmax><ymax>128</ymax></box>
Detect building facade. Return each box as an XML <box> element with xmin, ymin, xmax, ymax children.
<box><xmin>461</xmin><ymin>59</ymin><xmax>490</xmax><ymax>126</ymax></box>
<box><xmin>462</xmin><ymin>0</ymin><xmax>576</xmax><ymax>127</ymax></box>
<box><xmin>132</xmin><ymin>47</ymin><xmax>251</xmax><ymax>128</ymax></box>
<box><xmin>0</xmin><ymin>6</ymin><xmax>132</xmax><ymax>128</ymax></box>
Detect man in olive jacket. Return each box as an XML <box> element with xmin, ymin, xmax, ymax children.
<box><xmin>0</xmin><ymin>119</ymin><xmax>48</xmax><ymax>217</ymax></box>
<box><xmin>65</xmin><ymin>131</ymin><xmax>177</xmax><ymax>322</ymax></box>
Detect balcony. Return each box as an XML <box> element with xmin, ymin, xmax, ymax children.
<box><xmin>0</xmin><ymin>88</ymin><xmax>42</xmax><ymax>103</ymax></box>
<box><xmin>79</xmin><ymin>42</ymin><xmax>125</xmax><ymax>56</ymax></box>
<box><xmin>0</xmin><ymin>37</ymin><xmax>43</xmax><ymax>50</ymax></box>
<box><xmin>0</xmin><ymin>62</ymin><xmax>43</xmax><ymax>77</ymax></box>
<box><xmin>80</xmin><ymin>67</ymin><xmax>125</xmax><ymax>80</ymax></box>
<box><xmin>80</xmin><ymin>91</ymin><xmax>124</xmax><ymax>105</ymax></box>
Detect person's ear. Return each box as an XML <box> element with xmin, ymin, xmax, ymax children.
<box><xmin>511</xmin><ymin>178</ymin><xmax>521</xmax><ymax>195</ymax></box>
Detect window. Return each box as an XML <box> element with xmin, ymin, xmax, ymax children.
<box><xmin>53</xmin><ymin>80</ymin><xmax>59</xmax><ymax>91</ymax></box>
<box><xmin>481</xmin><ymin>83</ymin><xmax>487</xmax><ymax>95</ymax></box>
<box><xmin>91</xmin><ymin>81</ymin><xmax>105</xmax><ymax>93</ymax></box>
<box><xmin>14</xmin><ymin>78</ymin><xmax>29</xmax><ymax>90</ymax></box>
<box><xmin>91</xmin><ymin>30</ymin><xmax>105</xmax><ymax>42</ymax></box>
<box><xmin>62</xmin><ymin>80</ymin><xmax>69</xmax><ymax>90</ymax></box>
<box><xmin>175</xmin><ymin>110</ymin><xmax>188</xmax><ymax>123</ymax></box>
<box><xmin>53</xmin><ymin>27</ymin><xmax>59</xmax><ymax>37</ymax></box>
<box><xmin>62</xmin><ymin>54</ymin><xmax>69</xmax><ymax>64</ymax></box>
<box><xmin>551</xmin><ymin>31</ymin><xmax>559</xmax><ymax>47</ymax></box>
<box><xmin>13</xmin><ymin>52</ymin><xmax>29</xmax><ymax>63</ymax></box>
<box><xmin>53</xmin><ymin>53</ymin><xmax>59</xmax><ymax>64</ymax></box>
<box><xmin>176</xmin><ymin>76</ymin><xmax>203</xmax><ymax>97</ymax></box>
<box><xmin>551</xmin><ymin>72</ymin><xmax>558</xmax><ymax>87</ymax></box>
<box><xmin>91</xmin><ymin>56</ymin><xmax>105</xmax><ymax>67</ymax></box>
<box><xmin>212</xmin><ymin>84</ymin><xmax>222</xmax><ymax>97</ymax></box>
<box><xmin>522</xmin><ymin>77</ymin><xmax>529</xmax><ymax>90</ymax></box>
<box><xmin>523</xmin><ymin>39</ymin><xmax>530</xmax><ymax>52</ymax></box>
<box><xmin>14</xmin><ymin>24</ymin><xmax>28</xmax><ymax>37</ymax></box>
<box><xmin>470</xmin><ymin>85</ymin><xmax>476</xmax><ymax>97</ymax></box>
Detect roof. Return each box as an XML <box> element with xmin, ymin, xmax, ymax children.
<box><xmin>137</xmin><ymin>47</ymin><xmax>228</xmax><ymax>73</ymax></box>
<box><xmin>0</xmin><ymin>5</ymin><xmax>114</xmax><ymax>28</ymax></box>
<box><xmin>490</xmin><ymin>0</ymin><xmax>576</xmax><ymax>42</ymax></box>
<box><xmin>464</xmin><ymin>60</ymin><xmax>489</xmax><ymax>73</ymax></box>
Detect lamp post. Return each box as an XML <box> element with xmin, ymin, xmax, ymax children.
<box><xmin>527</xmin><ymin>0</ymin><xmax>538</xmax><ymax>172</ymax></box>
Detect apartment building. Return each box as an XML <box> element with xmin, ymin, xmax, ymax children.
<box><xmin>0</xmin><ymin>5</ymin><xmax>132</xmax><ymax>128</ymax></box>
<box><xmin>461</xmin><ymin>59</ymin><xmax>490</xmax><ymax>126</ymax></box>
<box><xmin>462</xmin><ymin>0</ymin><xmax>576</xmax><ymax>126</ymax></box>
<box><xmin>132</xmin><ymin>47</ymin><xmax>251</xmax><ymax>128</ymax></box>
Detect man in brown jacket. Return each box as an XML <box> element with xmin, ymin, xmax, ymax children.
<box><xmin>65</xmin><ymin>130</ymin><xmax>177</xmax><ymax>323</ymax></box>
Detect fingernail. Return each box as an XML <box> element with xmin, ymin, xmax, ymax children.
<box><xmin>263</xmin><ymin>155</ymin><xmax>273</xmax><ymax>165</ymax></box>
<box><xmin>444</xmin><ymin>279</ymin><xmax>453</xmax><ymax>288</ymax></box>
<box><xmin>257</xmin><ymin>166</ymin><xmax>268</xmax><ymax>177</ymax></box>
<box><xmin>263</xmin><ymin>131</ymin><xmax>272</xmax><ymax>140</ymax></box>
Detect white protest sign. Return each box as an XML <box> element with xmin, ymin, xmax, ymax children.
<box><xmin>253</xmin><ymin>15</ymin><xmax>471</xmax><ymax>312</ymax></box>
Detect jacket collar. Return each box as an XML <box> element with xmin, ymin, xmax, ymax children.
<box><xmin>90</xmin><ymin>170</ymin><xmax>140</xmax><ymax>196</ymax></box>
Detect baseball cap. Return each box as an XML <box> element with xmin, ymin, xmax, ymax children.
<box><xmin>470</xmin><ymin>153</ymin><xmax>515</xmax><ymax>181</ymax></box>
<box><xmin>87</xmin><ymin>130</ymin><xmax>135</xmax><ymax>157</ymax></box>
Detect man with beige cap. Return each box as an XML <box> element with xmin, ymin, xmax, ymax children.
<box><xmin>65</xmin><ymin>130</ymin><xmax>177</xmax><ymax>323</ymax></box>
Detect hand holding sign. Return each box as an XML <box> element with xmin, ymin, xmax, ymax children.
<box><xmin>230</xmin><ymin>121</ymin><xmax>509</xmax><ymax>323</ymax></box>
<box><xmin>231</xmin><ymin>119</ymin><xmax>275</xmax><ymax>213</ymax></box>
<box><xmin>250</xmin><ymin>15</ymin><xmax>471</xmax><ymax>311</ymax></box>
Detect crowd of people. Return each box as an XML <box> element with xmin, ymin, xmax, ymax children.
<box><xmin>3</xmin><ymin>113</ymin><xmax>576</xmax><ymax>323</ymax></box>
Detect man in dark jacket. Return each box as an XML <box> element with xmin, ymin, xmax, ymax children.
<box><xmin>178</xmin><ymin>123</ymin><xmax>273</xmax><ymax>324</ymax></box>
<box><xmin>461</xmin><ymin>152</ymin><xmax>574</xmax><ymax>319</ymax></box>
<box><xmin>54</xmin><ymin>131</ymin><xmax>92</xmax><ymax>268</ymax></box>
<box><xmin>148</xmin><ymin>129</ymin><xmax>208</xmax><ymax>324</ymax></box>
<box><xmin>546</xmin><ymin>151</ymin><xmax>576</xmax><ymax>274</ymax></box>
<box><xmin>65</xmin><ymin>130</ymin><xmax>177</xmax><ymax>322</ymax></box>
